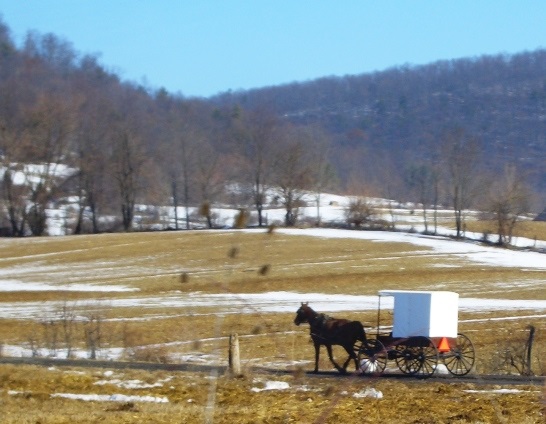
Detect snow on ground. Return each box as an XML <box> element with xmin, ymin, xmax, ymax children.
<box><xmin>50</xmin><ymin>393</ymin><xmax>169</xmax><ymax>403</ymax></box>
<box><xmin>8</xmin><ymin>366</ymin><xmax>171</xmax><ymax>402</ymax></box>
<box><xmin>250</xmin><ymin>378</ymin><xmax>383</xmax><ymax>398</ymax></box>
<box><xmin>2</xmin><ymin>288</ymin><xmax>545</xmax><ymax>361</ymax></box>
<box><xmin>273</xmin><ymin>228</ymin><xmax>546</xmax><ymax>270</ymax></box>
<box><xmin>1</xmin><ymin>226</ymin><xmax>544</xmax><ymax>295</ymax></box>
<box><xmin>0</xmin><ymin>227</ymin><xmax>544</xmax><ymax>321</ymax></box>
<box><xmin>94</xmin><ymin>376</ymin><xmax>173</xmax><ymax>389</ymax></box>
<box><xmin>8</xmin><ymin>375</ymin><xmax>382</xmax><ymax>404</ymax></box>
<box><xmin>351</xmin><ymin>388</ymin><xmax>384</xmax><ymax>399</ymax></box>
<box><xmin>250</xmin><ymin>380</ymin><xmax>290</xmax><ymax>392</ymax></box>
<box><xmin>1</xmin><ymin>291</ymin><xmax>545</xmax><ymax>322</ymax></box>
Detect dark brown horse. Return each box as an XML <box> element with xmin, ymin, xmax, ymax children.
<box><xmin>294</xmin><ymin>302</ymin><xmax>367</xmax><ymax>374</ymax></box>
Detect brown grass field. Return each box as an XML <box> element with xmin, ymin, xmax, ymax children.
<box><xmin>0</xmin><ymin>225</ymin><xmax>545</xmax><ymax>423</ymax></box>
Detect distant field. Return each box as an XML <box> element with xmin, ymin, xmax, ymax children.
<box><xmin>0</xmin><ymin>227</ymin><xmax>544</xmax><ymax>423</ymax></box>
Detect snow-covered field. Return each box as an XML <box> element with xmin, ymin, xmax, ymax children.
<box><xmin>1</xmin><ymin>226</ymin><xmax>545</xmax><ymax>317</ymax></box>
<box><xmin>1</xmin><ymin>224</ymin><xmax>545</xmax><ymax>360</ymax></box>
<box><xmin>3</xmin><ymin>190</ymin><xmax>546</xmax><ymax>318</ymax></box>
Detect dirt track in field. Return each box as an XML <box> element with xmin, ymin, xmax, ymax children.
<box><xmin>1</xmin><ymin>356</ymin><xmax>543</xmax><ymax>387</ymax></box>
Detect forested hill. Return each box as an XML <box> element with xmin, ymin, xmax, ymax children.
<box><xmin>1</xmin><ymin>15</ymin><xmax>545</xmax><ymax>236</ymax></box>
<box><xmin>213</xmin><ymin>50</ymin><xmax>546</xmax><ymax>196</ymax></box>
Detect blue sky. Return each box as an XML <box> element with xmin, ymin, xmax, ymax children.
<box><xmin>0</xmin><ymin>1</ymin><xmax>545</xmax><ymax>98</ymax></box>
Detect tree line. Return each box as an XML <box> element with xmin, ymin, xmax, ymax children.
<box><xmin>0</xmin><ymin>22</ymin><xmax>336</xmax><ymax>235</ymax></box>
<box><xmin>0</xmin><ymin>19</ymin><xmax>538</xmax><ymax>243</ymax></box>
<box><xmin>215</xmin><ymin>49</ymin><xmax>546</xmax><ymax>200</ymax></box>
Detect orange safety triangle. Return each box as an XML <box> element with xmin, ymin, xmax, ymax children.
<box><xmin>438</xmin><ymin>337</ymin><xmax>450</xmax><ymax>352</ymax></box>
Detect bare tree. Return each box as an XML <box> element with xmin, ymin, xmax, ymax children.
<box><xmin>1</xmin><ymin>167</ymin><xmax>27</xmax><ymax>236</ymax></box>
<box><xmin>111</xmin><ymin>128</ymin><xmax>146</xmax><ymax>231</ymax></box>
<box><xmin>307</xmin><ymin>126</ymin><xmax>336</xmax><ymax>226</ymax></box>
<box><xmin>441</xmin><ymin>128</ymin><xmax>483</xmax><ymax>238</ymax></box>
<box><xmin>429</xmin><ymin>162</ymin><xmax>442</xmax><ymax>235</ymax></box>
<box><xmin>59</xmin><ymin>302</ymin><xmax>77</xmax><ymax>358</ymax></box>
<box><xmin>271</xmin><ymin>125</ymin><xmax>313</xmax><ymax>226</ymax></box>
<box><xmin>405</xmin><ymin>163</ymin><xmax>437</xmax><ymax>233</ymax></box>
<box><xmin>18</xmin><ymin>93</ymin><xmax>77</xmax><ymax>235</ymax></box>
<box><xmin>41</xmin><ymin>318</ymin><xmax>59</xmax><ymax>356</ymax></box>
<box><xmin>167</xmin><ymin>122</ymin><xmax>199</xmax><ymax>230</ymax></box>
<box><xmin>233</xmin><ymin>107</ymin><xmax>278</xmax><ymax>227</ymax></box>
<box><xmin>154</xmin><ymin>98</ymin><xmax>207</xmax><ymax>230</ymax></box>
<box><xmin>23</xmin><ymin>31</ymin><xmax>77</xmax><ymax>73</ymax></box>
<box><xmin>485</xmin><ymin>165</ymin><xmax>532</xmax><ymax>245</ymax></box>
<box><xmin>345</xmin><ymin>197</ymin><xmax>375</xmax><ymax>228</ymax></box>
<box><xmin>0</xmin><ymin>80</ymin><xmax>32</xmax><ymax>235</ymax></box>
<box><xmin>178</xmin><ymin>130</ymin><xmax>198</xmax><ymax>229</ymax></box>
<box><xmin>84</xmin><ymin>313</ymin><xmax>102</xmax><ymax>360</ymax></box>
<box><xmin>194</xmin><ymin>138</ymin><xmax>224</xmax><ymax>228</ymax></box>
<box><xmin>375</xmin><ymin>156</ymin><xmax>405</xmax><ymax>230</ymax></box>
<box><xmin>71</xmin><ymin>93</ymin><xmax>113</xmax><ymax>234</ymax></box>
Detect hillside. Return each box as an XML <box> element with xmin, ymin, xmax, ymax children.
<box><xmin>0</xmin><ymin>16</ymin><xmax>544</xmax><ymax>236</ymax></box>
<box><xmin>213</xmin><ymin>50</ymin><xmax>546</xmax><ymax>196</ymax></box>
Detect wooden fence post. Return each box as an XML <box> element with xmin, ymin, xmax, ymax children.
<box><xmin>229</xmin><ymin>333</ymin><xmax>242</xmax><ymax>376</ymax></box>
<box><xmin>524</xmin><ymin>325</ymin><xmax>535</xmax><ymax>376</ymax></box>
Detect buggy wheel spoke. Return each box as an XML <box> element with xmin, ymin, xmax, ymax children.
<box><xmin>395</xmin><ymin>345</ymin><xmax>421</xmax><ymax>374</ymax></box>
<box><xmin>413</xmin><ymin>337</ymin><xmax>439</xmax><ymax>378</ymax></box>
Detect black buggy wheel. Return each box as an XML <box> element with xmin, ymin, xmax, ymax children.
<box><xmin>357</xmin><ymin>339</ymin><xmax>387</xmax><ymax>375</ymax></box>
<box><xmin>442</xmin><ymin>333</ymin><xmax>475</xmax><ymax>376</ymax></box>
<box><xmin>394</xmin><ymin>341</ymin><xmax>420</xmax><ymax>375</ymax></box>
<box><xmin>395</xmin><ymin>336</ymin><xmax>438</xmax><ymax>377</ymax></box>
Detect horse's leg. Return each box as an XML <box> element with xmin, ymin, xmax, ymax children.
<box><xmin>341</xmin><ymin>345</ymin><xmax>359</xmax><ymax>372</ymax></box>
<box><xmin>313</xmin><ymin>341</ymin><xmax>321</xmax><ymax>373</ymax></box>
<box><xmin>353</xmin><ymin>349</ymin><xmax>360</xmax><ymax>371</ymax></box>
<box><xmin>325</xmin><ymin>344</ymin><xmax>344</xmax><ymax>373</ymax></box>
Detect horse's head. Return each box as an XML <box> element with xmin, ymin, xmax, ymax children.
<box><xmin>294</xmin><ymin>302</ymin><xmax>313</xmax><ymax>326</ymax></box>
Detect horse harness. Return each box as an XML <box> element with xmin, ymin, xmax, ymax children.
<box><xmin>309</xmin><ymin>313</ymin><xmax>333</xmax><ymax>341</ymax></box>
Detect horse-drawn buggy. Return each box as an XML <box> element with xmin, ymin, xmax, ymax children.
<box><xmin>294</xmin><ymin>290</ymin><xmax>475</xmax><ymax>377</ymax></box>
<box><xmin>357</xmin><ymin>290</ymin><xmax>475</xmax><ymax>377</ymax></box>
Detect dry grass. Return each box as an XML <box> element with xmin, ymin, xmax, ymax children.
<box><xmin>462</xmin><ymin>220</ymin><xmax>546</xmax><ymax>245</ymax></box>
<box><xmin>0</xmin><ymin>364</ymin><xmax>543</xmax><ymax>423</ymax></box>
<box><xmin>0</xmin><ymin>226</ymin><xmax>545</xmax><ymax>422</ymax></box>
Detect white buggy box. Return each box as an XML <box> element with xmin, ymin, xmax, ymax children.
<box><xmin>379</xmin><ymin>290</ymin><xmax>459</xmax><ymax>338</ymax></box>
